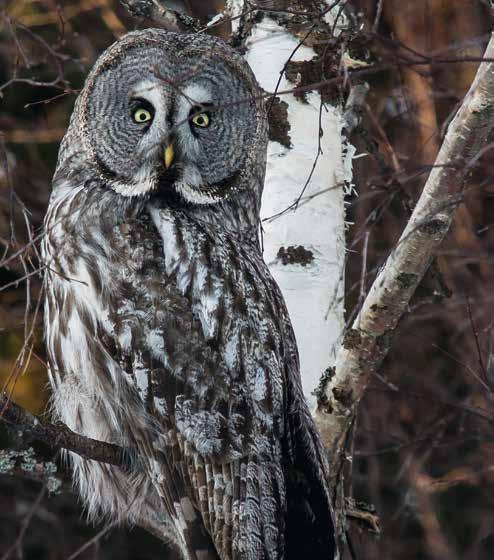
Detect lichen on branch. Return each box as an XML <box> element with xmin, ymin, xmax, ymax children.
<box><xmin>0</xmin><ymin>393</ymin><xmax>132</xmax><ymax>470</ymax></box>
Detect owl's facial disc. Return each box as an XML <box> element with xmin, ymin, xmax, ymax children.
<box><xmin>83</xmin><ymin>39</ymin><xmax>258</xmax><ymax>204</ymax></box>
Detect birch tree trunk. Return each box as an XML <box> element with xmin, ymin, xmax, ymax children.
<box><xmin>229</xmin><ymin>1</ymin><xmax>352</xmax><ymax>407</ymax></box>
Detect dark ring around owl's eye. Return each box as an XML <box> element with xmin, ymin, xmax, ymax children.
<box><xmin>189</xmin><ymin>105</ymin><xmax>212</xmax><ymax>129</ymax></box>
<box><xmin>130</xmin><ymin>98</ymin><xmax>155</xmax><ymax>125</ymax></box>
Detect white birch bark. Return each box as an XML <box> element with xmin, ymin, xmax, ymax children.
<box><xmin>240</xmin><ymin>12</ymin><xmax>353</xmax><ymax>407</ymax></box>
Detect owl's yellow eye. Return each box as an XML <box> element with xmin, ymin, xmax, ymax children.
<box><xmin>191</xmin><ymin>112</ymin><xmax>210</xmax><ymax>128</ymax></box>
<box><xmin>133</xmin><ymin>108</ymin><xmax>153</xmax><ymax>123</ymax></box>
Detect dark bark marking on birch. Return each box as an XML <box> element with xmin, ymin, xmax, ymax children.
<box><xmin>267</xmin><ymin>96</ymin><xmax>292</xmax><ymax>148</ymax></box>
<box><xmin>285</xmin><ymin>58</ymin><xmax>340</xmax><ymax>103</ymax></box>
<box><xmin>332</xmin><ymin>385</ymin><xmax>353</xmax><ymax>409</ymax></box>
<box><xmin>370</xmin><ymin>303</ymin><xmax>388</xmax><ymax>312</ymax></box>
<box><xmin>313</xmin><ymin>366</ymin><xmax>336</xmax><ymax>413</ymax></box>
<box><xmin>276</xmin><ymin>244</ymin><xmax>314</xmax><ymax>266</ymax></box>
<box><xmin>396</xmin><ymin>272</ymin><xmax>418</xmax><ymax>289</ymax></box>
<box><xmin>343</xmin><ymin>329</ymin><xmax>362</xmax><ymax>350</ymax></box>
<box><xmin>420</xmin><ymin>218</ymin><xmax>449</xmax><ymax>236</ymax></box>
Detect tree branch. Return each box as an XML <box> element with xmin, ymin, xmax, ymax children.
<box><xmin>0</xmin><ymin>394</ymin><xmax>131</xmax><ymax>469</ymax></box>
<box><xmin>314</xmin><ymin>32</ymin><xmax>494</xmax><ymax>479</ymax></box>
<box><xmin>120</xmin><ymin>0</ymin><xmax>201</xmax><ymax>32</ymax></box>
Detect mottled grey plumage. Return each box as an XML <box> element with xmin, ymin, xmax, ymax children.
<box><xmin>42</xmin><ymin>29</ymin><xmax>335</xmax><ymax>559</ymax></box>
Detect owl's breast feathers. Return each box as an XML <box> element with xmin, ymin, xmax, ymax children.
<box><xmin>43</xmin><ymin>182</ymin><xmax>335</xmax><ymax>559</ymax></box>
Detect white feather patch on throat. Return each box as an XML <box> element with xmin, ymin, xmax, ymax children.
<box><xmin>173</xmin><ymin>164</ymin><xmax>221</xmax><ymax>205</ymax></box>
<box><xmin>110</xmin><ymin>165</ymin><xmax>158</xmax><ymax>197</ymax></box>
<box><xmin>174</xmin><ymin>181</ymin><xmax>222</xmax><ymax>205</ymax></box>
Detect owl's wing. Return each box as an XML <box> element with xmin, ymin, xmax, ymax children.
<box><xmin>108</xmin><ymin>283</ymin><xmax>287</xmax><ymax>559</ymax></box>
<box><xmin>103</xmin><ymin>213</ymin><xmax>334</xmax><ymax>560</ymax></box>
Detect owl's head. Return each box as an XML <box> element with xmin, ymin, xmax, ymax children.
<box><xmin>69</xmin><ymin>29</ymin><xmax>267</xmax><ymax>206</ymax></box>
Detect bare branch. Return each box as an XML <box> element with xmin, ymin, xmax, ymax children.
<box><xmin>345</xmin><ymin>497</ymin><xmax>380</xmax><ymax>535</ymax></box>
<box><xmin>0</xmin><ymin>394</ymin><xmax>131</xmax><ymax>469</ymax></box>
<box><xmin>119</xmin><ymin>0</ymin><xmax>201</xmax><ymax>31</ymax></box>
<box><xmin>315</xmin><ymin>32</ymin><xmax>494</xmax><ymax>479</ymax></box>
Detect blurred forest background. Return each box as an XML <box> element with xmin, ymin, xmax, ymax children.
<box><xmin>1</xmin><ymin>0</ymin><xmax>494</xmax><ymax>558</ymax></box>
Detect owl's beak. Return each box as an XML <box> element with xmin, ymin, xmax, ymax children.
<box><xmin>164</xmin><ymin>143</ymin><xmax>175</xmax><ymax>169</ymax></box>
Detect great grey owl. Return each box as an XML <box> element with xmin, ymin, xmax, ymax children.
<box><xmin>42</xmin><ymin>29</ymin><xmax>336</xmax><ymax>560</ymax></box>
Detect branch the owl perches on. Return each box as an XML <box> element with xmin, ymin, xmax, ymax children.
<box><xmin>0</xmin><ymin>393</ymin><xmax>130</xmax><ymax>469</ymax></box>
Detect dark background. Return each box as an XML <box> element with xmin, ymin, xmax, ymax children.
<box><xmin>1</xmin><ymin>1</ymin><xmax>493</xmax><ymax>558</ymax></box>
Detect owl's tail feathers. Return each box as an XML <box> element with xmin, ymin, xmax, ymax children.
<box><xmin>188</xmin><ymin>452</ymin><xmax>287</xmax><ymax>560</ymax></box>
<box><xmin>153</xmin><ymin>448</ymin><xmax>220</xmax><ymax>560</ymax></box>
<box><xmin>238</xmin><ymin>458</ymin><xmax>287</xmax><ymax>559</ymax></box>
